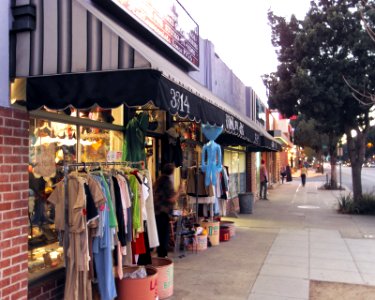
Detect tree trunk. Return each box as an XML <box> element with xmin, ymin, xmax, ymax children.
<box><xmin>346</xmin><ymin>128</ymin><xmax>367</xmax><ymax>202</ymax></box>
<box><xmin>329</xmin><ymin>152</ymin><xmax>337</xmax><ymax>189</ymax></box>
<box><xmin>315</xmin><ymin>150</ymin><xmax>324</xmax><ymax>173</ymax></box>
<box><xmin>327</xmin><ymin>132</ymin><xmax>338</xmax><ymax>189</ymax></box>
<box><xmin>351</xmin><ymin>160</ymin><xmax>362</xmax><ymax>200</ymax></box>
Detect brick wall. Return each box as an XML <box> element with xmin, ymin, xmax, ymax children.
<box><xmin>28</xmin><ymin>271</ymin><xmax>65</xmax><ymax>300</ymax></box>
<box><xmin>246</xmin><ymin>151</ymin><xmax>252</xmax><ymax>192</ymax></box>
<box><xmin>250</xmin><ymin>153</ymin><xmax>257</xmax><ymax>199</ymax></box>
<box><xmin>275</xmin><ymin>152</ymin><xmax>281</xmax><ymax>183</ymax></box>
<box><xmin>245</xmin><ymin>152</ymin><xmax>258</xmax><ymax>198</ymax></box>
<box><xmin>0</xmin><ymin>107</ymin><xmax>29</xmax><ymax>300</ymax></box>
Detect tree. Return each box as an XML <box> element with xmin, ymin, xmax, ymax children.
<box><xmin>292</xmin><ymin>116</ymin><xmax>329</xmax><ymax>153</ymax></box>
<box><xmin>292</xmin><ymin>115</ymin><xmax>329</xmax><ymax>172</ymax></box>
<box><xmin>263</xmin><ymin>0</ymin><xmax>375</xmax><ymax>200</ymax></box>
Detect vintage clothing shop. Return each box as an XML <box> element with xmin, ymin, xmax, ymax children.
<box><xmin>8</xmin><ymin>0</ymin><xmax>277</xmax><ymax>299</ymax></box>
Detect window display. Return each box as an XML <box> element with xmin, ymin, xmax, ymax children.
<box><xmin>80</xmin><ymin>126</ymin><xmax>123</xmax><ymax>162</ymax></box>
<box><xmin>223</xmin><ymin>148</ymin><xmax>246</xmax><ymax>199</ymax></box>
<box><xmin>28</xmin><ymin>117</ymin><xmax>123</xmax><ymax>279</ymax></box>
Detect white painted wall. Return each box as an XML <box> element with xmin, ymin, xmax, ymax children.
<box><xmin>0</xmin><ymin>0</ymin><xmax>10</xmax><ymax>107</ymax></box>
<box><xmin>189</xmin><ymin>38</ymin><xmax>247</xmax><ymax>115</ymax></box>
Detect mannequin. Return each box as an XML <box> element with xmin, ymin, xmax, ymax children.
<box><xmin>200</xmin><ymin>124</ymin><xmax>223</xmax><ymax>187</ymax></box>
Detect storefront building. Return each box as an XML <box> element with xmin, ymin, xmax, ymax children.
<box><xmin>0</xmin><ymin>1</ymin><xmax>281</xmax><ymax>299</ymax></box>
<box><xmin>1</xmin><ymin>1</ymin><xmax>29</xmax><ymax>300</ymax></box>
<box><xmin>190</xmin><ymin>39</ymin><xmax>281</xmax><ymax>200</ymax></box>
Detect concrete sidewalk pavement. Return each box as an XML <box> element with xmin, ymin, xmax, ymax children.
<box><xmin>170</xmin><ymin>176</ymin><xmax>375</xmax><ymax>300</ymax></box>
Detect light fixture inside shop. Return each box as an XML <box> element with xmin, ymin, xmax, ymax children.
<box><xmin>33</xmin><ymin>137</ymin><xmax>94</xmax><ymax>146</ymax></box>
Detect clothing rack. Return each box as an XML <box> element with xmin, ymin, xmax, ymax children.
<box><xmin>61</xmin><ymin>159</ymin><xmax>144</xmax><ymax>269</ymax></box>
<box><xmin>63</xmin><ymin>160</ymin><xmax>144</xmax><ymax>173</ymax></box>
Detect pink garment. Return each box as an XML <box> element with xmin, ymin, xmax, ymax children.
<box><xmin>260</xmin><ymin>164</ymin><xmax>268</xmax><ymax>182</ymax></box>
<box><xmin>117</xmin><ymin>241</ymin><xmax>123</xmax><ymax>280</ymax></box>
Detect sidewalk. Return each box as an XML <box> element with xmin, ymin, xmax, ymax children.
<box><xmin>170</xmin><ymin>176</ymin><xmax>375</xmax><ymax>300</ymax></box>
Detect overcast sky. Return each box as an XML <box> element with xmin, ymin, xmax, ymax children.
<box><xmin>178</xmin><ymin>0</ymin><xmax>312</xmax><ymax>104</ymax></box>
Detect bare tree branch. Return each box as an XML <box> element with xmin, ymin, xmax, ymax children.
<box><xmin>343</xmin><ymin>76</ymin><xmax>375</xmax><ymax>106</ymax></box>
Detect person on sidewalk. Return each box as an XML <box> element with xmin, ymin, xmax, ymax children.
<box><xmin>300</xmin><ymin>165</ymin><xmax>307</xmax><ymax>186</ymax></box>
<box><xmin>259</xmin><ymin>159</ymin><xmax>268</xmax><ymax>200</ymax></box>
<box><xmin>153</xmin><ymin>163</ymin><xmax>183</xmax><ymax>257</ymax></box>
<box><xmin>280</xmin><ymin>166</ymin><xmax>286</xmax><ymax>184</ymax></box>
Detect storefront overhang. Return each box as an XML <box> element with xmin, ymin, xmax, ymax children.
<box><xmin>268</xmin><ymin>130</ymin><xmax>293</xmax><ymax>148</ymax></box>
<box><xmin>26</xmin><ymin>68</ymin><xmax>261</xmax><ymax>146</ymax></box>
<box><xmin>245</xmin><ymin>130</ymin><xmax>282</xmax><ymax>152</ymax></box>
<box><xmin>260</xmin><ymin>135</ymin><xmax>282</xmax><ymax>152</ymax></box>
<box><xmin>14</xmin><ymin>0</ymin><xmax>262</xmax><ymax>148</ymax></box>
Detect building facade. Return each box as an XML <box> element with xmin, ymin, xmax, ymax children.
<box><xmin>0</xmin><ymin>1</ymin><xmax>281</xmax><ymax>299</ymax></box>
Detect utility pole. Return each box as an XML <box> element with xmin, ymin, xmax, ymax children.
<box><xmin>337</xmin><ymin>146</ymin><xmax>343</xmax><ymax>189</ymax></box>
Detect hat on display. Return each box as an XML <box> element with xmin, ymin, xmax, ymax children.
<box><xmin>166</xmin><ymin>127</ymin><xmax>179</xmax><ymax>139</ymax></box>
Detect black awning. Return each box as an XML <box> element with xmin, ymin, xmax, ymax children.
<box><xmin>27</xmin><ymin>69</ymin><xmax>217</xmax><ymax>124</ymax></box>
<box><xmin>26</xmin><ymin>68</ymin><xmax>260</xmax><ymax>145</ymax></box>
<box><xmin>260</xmin><ymin>135</ymin><xmax>282</xmax><ymax>152</ymax></box>
<box><xmin>27</xmin><ymin>69</ymin><xmax>161</xmax><ymax>110</ymax></box>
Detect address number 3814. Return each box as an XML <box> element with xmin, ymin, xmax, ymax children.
<box><xmin>170</xmin><ymin>88</ymin><xmax>190</xmax><ymax>114</ymax></box>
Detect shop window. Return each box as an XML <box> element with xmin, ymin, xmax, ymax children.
<box><xmin>223</xmin><ymin>149</ymin><xmax>246</xmax><ymax>199</ymax></box>
<box><xmin>79</xmin><ymin>106</ymin><xmax>124</xmax><ymax>126</ymax></box>
<box><xmin>28</xmin><ymin>118</ymin><xmax>123</xmax><ymax>280</ymax></box>
<box><xmin>80</xmin><ymin>126</ymin><xmax>123</xmax><ymax>162</ymax></box>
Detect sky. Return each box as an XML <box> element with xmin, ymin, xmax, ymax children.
<box><xmin>178</xmin><ymin>0</ymin><xmax>312</xmax><ymax>104</ymax></box>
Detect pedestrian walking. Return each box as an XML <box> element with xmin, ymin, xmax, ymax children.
<box><xmin>280</xmin><ymin>166</ymin><xmax>286</xmax><ymax>184</ymax></box>
<box><xmin>300</xmin><ymin>165</ymin><xmax>307</xmax><ymax>186</ymax></box>
<box><xmin>259</xmin><ymin>159</ymin><xmax>268</xmax><ymax>200</ymax></box>
<box><xmin>153</xmin><ymin>163</ymin><xmax>183</xmax><ymax>257</ymax></box>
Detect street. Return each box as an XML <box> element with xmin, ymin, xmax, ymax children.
<box><xmin>325</xmin><ymin>164</ymin><xmax>375</xmax><ymax>194</ymax></box>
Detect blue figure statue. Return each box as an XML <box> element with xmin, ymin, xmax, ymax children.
<box><xmin>201</xmin><ymin>124</ymin><xmax>223</xmax><ymax>187</ymax></box>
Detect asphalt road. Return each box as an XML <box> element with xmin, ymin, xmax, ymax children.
<box><xmin>327</xmin><ymin>164</ymin><xmax>375</xmax><ymax>194</ymax></box>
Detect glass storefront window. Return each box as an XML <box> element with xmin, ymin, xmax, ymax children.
<box><xmin>79</xmin><ymin>106</ymin><xmax>124</xmax><ymax>126</ymax></box>
<box><xmin>80</xmin><ymin>126</ymin><xmax>123</xmax><ymax>162</ymax></box>
<box><xmin>224</xmin><ymin>149</ymin><xmax>246</xmax><ymax>199</ymax></box>
<box><xmin>28</xmin><ymin>118</ymin><xmax>123</xmax><ymax>279</ymax></box>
